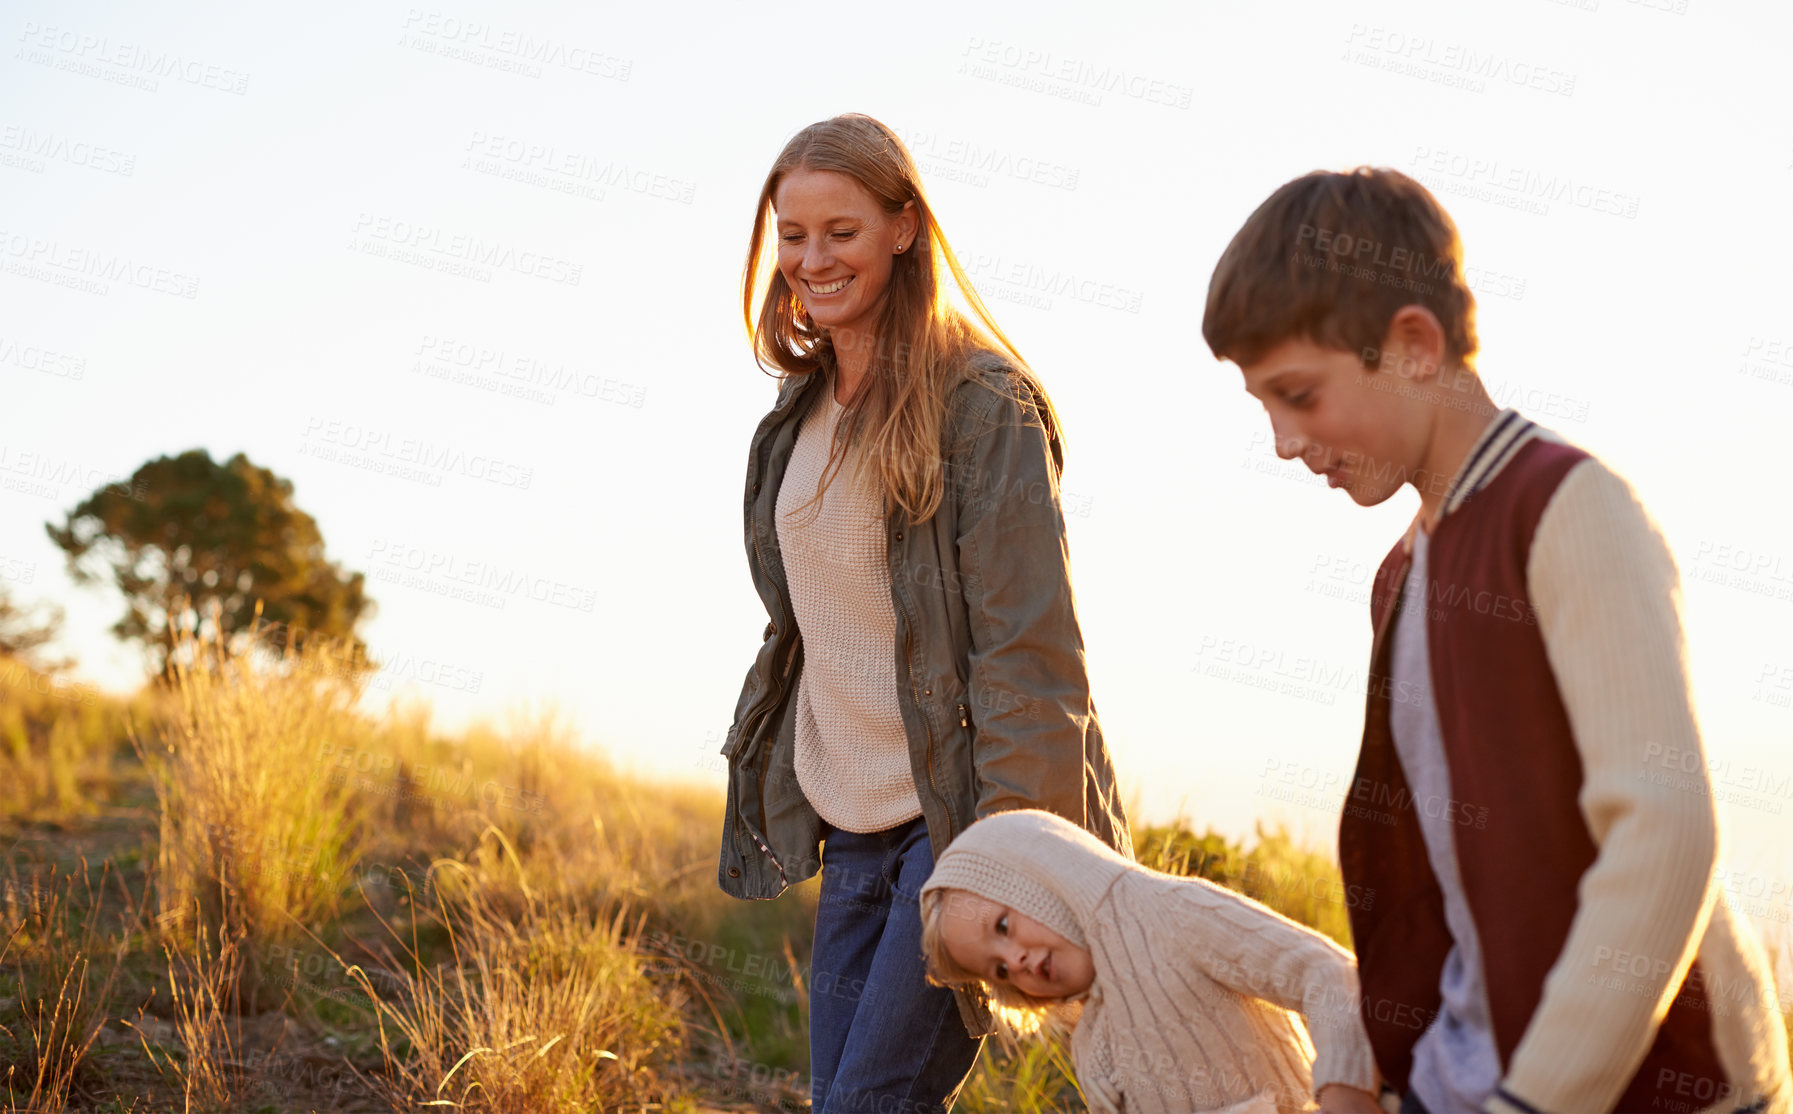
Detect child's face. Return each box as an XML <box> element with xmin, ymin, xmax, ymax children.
<box><xmin>1239</xmin><ymin>327</ymin><xmax>1439</xmax><ymax>508</ymax></box>
<box><xmin>938</xmin><ymin>891</ymin><xmax>1093</xmax><ymax>998</ymax></box>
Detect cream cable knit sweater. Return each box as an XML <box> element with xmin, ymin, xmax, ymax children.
<box><xmin>775</xmin><ymin>389</ymin><xmax>924</xmax><ymax>833</ymax></box>
<box><xmin>923</xmin><ymin>810</ymin><xmax>1379</xmax><ymax>1114</ymax></box>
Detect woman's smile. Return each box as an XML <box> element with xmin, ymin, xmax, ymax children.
<box><xmin>773</xmin><ymin>167</ymin><xmax>909</xmax><ymax>340</ymax></box>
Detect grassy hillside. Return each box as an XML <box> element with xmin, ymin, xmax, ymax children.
<box><xmin>2</xmin><ymin>637</ymin><xmax>1783</xmax><ymax>1112</ymax></box>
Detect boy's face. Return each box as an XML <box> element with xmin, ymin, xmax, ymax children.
<box><xmin>939</xmin><ymin>890</ymin><xmax>1093</xmax><ymax>998</ymax></box>
<box><xmin>1239</xmin><ymin>332</ymin><xmax>1436</xmax><ymax>508</ymax></box>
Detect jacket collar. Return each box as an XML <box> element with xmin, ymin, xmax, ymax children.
<box><xmin>1402</xmin><ymin>408</ymin><xmax>1537</xmax><ymax>552</ymax></box>
<box><xmin>1442</xmin><ymin>408</ymin><xmax>1537</xmax><ymax>516</ymax></box>
<box><xmin>773</xmin><ymin>368</ymin><xmax>821</xmax><ymax>411</ymax></box>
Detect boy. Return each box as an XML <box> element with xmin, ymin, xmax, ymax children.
<box><xmin>1201</xmin><ymin>168</ymin><xmax>1789</xmax><ymax>1114</ymax></box>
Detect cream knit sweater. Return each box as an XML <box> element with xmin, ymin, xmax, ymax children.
<box><xmin>775</xmin><ymin>388</ymin><xmax>924</xmax><ymax>833</ymax></box>
<box><xmin>923</xmin><ymin>810</ymin><xmax>1379</xmax><ymax>1114</ymax></box>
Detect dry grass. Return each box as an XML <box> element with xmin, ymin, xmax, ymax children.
<box><xmin>0</xmin><ymin>655</ymin><xmax>128</xmax><ymax>821</ymax></box>
<box><xmin>341</xmin><ymin>835</ymin><xmax>685</xmax><ymax>1112</ymax></box>
<box><xmin>20</xmin><ymin>627</ymin><xmax>1782</xmax><ymax>1112</ymax></box>
<box><xmin>1137</xmin><ymin>820</ymin><xmax>1355</xmax><ymax>947</ymax></box>
<box><xmin>0</xmin><ymin>860</ymin><xmax>130</xmax><ymax>1111</ymax></box>
<box><xmin>956</xmin><ymin>1037</ymin><xmax>1084</xmax><ymax>1113</ymax></box>
<box><xmin>133</xmin><ymin>631</ymin><xmax>708</xmax><ymax>1109</ymax></box>
<box><xmin>0</xmin><ymin>631</ymin><xmax>1379</xmax><ymax>1113</ymax></box>
<box><xmin>125</xmin><ymin>918</ymin><xmax>250</xmax><ymax>1113</ymax></box>
<box><xmin>139</xmin><ymin>625</ymin><xmax>366</xmax><ymax>1006</ymax></box>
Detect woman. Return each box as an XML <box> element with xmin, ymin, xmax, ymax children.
<box><xmin>716</xmin><ymin>113</ymin><xmax>1131</xmax><ymax>1113</ymax></box>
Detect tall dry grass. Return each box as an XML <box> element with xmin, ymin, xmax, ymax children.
<box><xmin>323</xmin><ymin>703</ymin><xmax>719</xmax><ymax>1112</ymax></box>
<box><xmin>41</xmin><ymin>618</ymin><xmax>1721</xmax><ymax>1111</ymax></box>
<box><xmin>0</xmin><ymin>860</ymin><xmax>131</xmax><ymax>1111</ymax></box>
<box><xmin>139</xmin><ymin>625</ymin><xmax>367</xmax><ymax>1006</ymax></box>
<box><xmin>126</xmin><ymin>919</ymin><xmax>250</xmax><ymax>1113</ymax></box>
<box><xmin>348</xmin><ymin>701</ymin><xmax>723</xmax><ymax>910</ymax></box>
<box><xmin>0</xmin><ymin>654</ymin><xmax>128</xmax><ymax>820</ymax></box>
<box><xmin>956</xmin><ymin>1038</ymin><xmax>1084</xmax><ymax>1113</ymax></box>
<box><xmin>129</xmin><ymin>629</ymin><xmax>708</xmax><ymax>1109</ymax></box>
<box><xmin>1137</xmin><ymin>820</ymin><xmax>1355</xmax><ymax>946</ymax></box>
<box><xmin>342</xmin><ymin>840</ymin><xmax>685</xmax><ymax>1112</ymax></box>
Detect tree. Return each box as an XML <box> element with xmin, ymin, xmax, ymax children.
<box><xmin>46</xmin><ymin>449</ymin><xmax>373</xmax><ymax>673</ymax></box>
<box><xmin>0</xmin><ymin>585</ymin><xmax>65</xmax><ymax>667</ymax></box>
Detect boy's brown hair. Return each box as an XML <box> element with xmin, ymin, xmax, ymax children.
<box><xmin>1203</xmin><ymin>167</ymin><xmax>1479</xmax><ymax>370</ymax></box>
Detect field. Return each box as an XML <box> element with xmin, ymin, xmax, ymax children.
<box><xmin>1</xmin><ymin>635</ymin><xmax>1783</xmax><ymax>1112</ymax></box>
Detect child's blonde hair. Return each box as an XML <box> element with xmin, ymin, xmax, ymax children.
<box><xmin>917</xmin><ymin>885</ymin><xmax>1080</xmax><ymax>1042</ymax></box>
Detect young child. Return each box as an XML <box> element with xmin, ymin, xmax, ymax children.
<box><xmin>1201</xmin><ymin>168</ymin><xmax>1791</xmax><ymax>1114</ymax></box>
<box><xmin>919</xmin><ymin>808</ymin><xmax>1383</xmax><ymax>1114</ymax></box>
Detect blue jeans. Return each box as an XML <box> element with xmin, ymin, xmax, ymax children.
<box><xmin>809</xmin><ymin>814</ymin><xmax>983</xmax><ymax>1113</ymax></box>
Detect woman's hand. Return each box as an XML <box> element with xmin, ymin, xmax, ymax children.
<box><xmin>1317</xmin><ymin>1083</ymin><xmax>1384</xmax><ymax>1114</ymax></box>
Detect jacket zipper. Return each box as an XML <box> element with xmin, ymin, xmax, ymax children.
<box><xmin>894</xmin><ymin>573</ymin><xmax>943</xmax><ymax>821</ymax></box>
<box><xmin>738</xmin><ymin>376</ymin><xmax>826</xmax><ymax>887</ymax></box>
<box><xmin>957</xmin><ymin>703</ymin><xmax>969</xmax><ymax>728</ymax></box>
<box><xmin>747</xmin><ymin>483</ymin><xmax>796</xmax><ymax>885</ymax></box>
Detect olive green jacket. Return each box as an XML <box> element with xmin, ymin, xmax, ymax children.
<box><xmin>716</xmin><ymin>353</ymin><xmax>1133</xmax><ymax>1037</ymax></box>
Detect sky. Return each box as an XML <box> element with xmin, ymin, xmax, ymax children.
<box><xmin>3</xmin><ymin>1</ymin><xmax>1791</xmax><ymax>938</ymax></box>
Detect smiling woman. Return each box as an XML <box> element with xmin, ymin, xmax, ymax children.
<box><xmin>737</xmin><ymin>113</ymin><xmax>1055</xmax><ymax>523</ymax></box>
<box><xmin>718</xmin><ymin>113</ymin><xmax>1133</xmax><ymax>1114</ymax></box>
<box><xmin>772</xmin><ymin>168</ymin><xmax>916</xmax><ymax>365</ymax></box>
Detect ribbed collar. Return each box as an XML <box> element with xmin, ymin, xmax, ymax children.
<box><xmin>1404</xmin><ymin>408</ymin><xmax>1537</xmax><ymax>552</ymax></box>
<box><xmin>1444</xmin><ymin>408</ymin><xmax>1537</xmax><ymax>513</ymax></box>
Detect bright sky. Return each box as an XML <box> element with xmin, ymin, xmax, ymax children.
<box><xmin>4</xmin><ymin>1</ymin><xmax>1790</xmax><ymax>938</ymax></box>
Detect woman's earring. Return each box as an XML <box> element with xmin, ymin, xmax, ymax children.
<box><xmin>895</xmin><ymin>244</ymin><xmax>906</xmax><ymax>253</ymax></box>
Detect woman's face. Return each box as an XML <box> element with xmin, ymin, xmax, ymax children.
<box><xmin>938</xmin><ymin>890</ymin><xmax>1094</xmax><ymax>999</ymax></box>
<box><xmin>773</xmin><ymin>167</ymin><xmax>916</xmax><ymax>342</ymax></box>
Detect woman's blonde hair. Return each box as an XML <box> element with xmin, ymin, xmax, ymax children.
<box><xmin>742</xmin><ymin>113</ymin><xmax>1063</xmax><ymax>524</ymax></box>
<box><xmin>917</xmin><ymin>886</ymin><xmax>1082</xmax><ymax>1044</ymax></box>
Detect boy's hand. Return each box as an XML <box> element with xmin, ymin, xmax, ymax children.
<box><xmin>1317</xmin><ymin>1084</ymin><xmax>1384</xmax><ymax>1114</ymax></box>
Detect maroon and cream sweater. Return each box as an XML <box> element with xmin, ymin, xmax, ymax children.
<box><xmin>1339</xmin><ymin>410</ymin><xmax>1790</xmax><ymax>1114</ymax></box>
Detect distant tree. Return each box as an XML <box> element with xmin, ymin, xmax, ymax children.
<box><xmin>0</xmin><ymin>585</ymin><xmax>65</xmax><ymax>668</ymax></box>
<box><xmin>46</xmin><ymin>449</ymin><xmax>373</xmax><ymax>673</ymax></box>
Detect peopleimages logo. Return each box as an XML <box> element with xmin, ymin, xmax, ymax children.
<box><xmin>1410</xmin><ymin>146</ymin><xmax>1640</xmax><ymax>219</ymax></box>
<box><xmin>889</xmin><ymin>126</ymin><xmax>1081</xmax><ymax>192</ymax></box>
<box><xmin>0</xmin><ymin>124</ymin><xmax>136</xmax><ymax>176</ymax></box>
<box><xmin>412</xmin><ymin>336</ymin><xmax>647</xmax><ymax>409</ymax></box>
<box><xmin>0</xmin><ymin>444</ymin><xmax>143</xmax><ymax>500</ymax></box>
<box><xmin>15</xmin><ymin>22</ymin><xmax>250</xmax><ymax>94</ymax></box>
<box><xmin>398</xmin><ymin>9</ymin><xmax>632</xmax><ymax>81</ymax></box>
<box><xmin>1344</xmin><ymin>25</ymin><xmax>1577</xmax><ymax>96</ymax></box>
<box><xmin>461</xmin><ymin>132</ymin><xmax>695</xmax><ymax>204</ymax></box>
<box><xmin>0</xmin><ymin>335</ymin><xmax>86</xmax><ymax>380</ymax></box>
<box><xmin>958</xmin><ymin>37</ymin><xmax>1193</xmax><ymax>109</ymax></box>
<box><xmin>299</xmin><ymin>416</ymin><xmax>535</xmax><ymax>490</ymax></box>
<box><xmin>0</xmin><ymin>229</ymin><xmax>200</xmax><ymax>298</ymax></box>
<box><xmin>350</xmin><ymin>214</ymin><xmax>582</xmax><ymax>286</ymax></box>
<box><xmin>365</xmin><ymin>537</ymin><xmax>598</xmax><ymax>614</ymax></box>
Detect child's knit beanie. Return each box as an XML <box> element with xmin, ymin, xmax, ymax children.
<box><xmin>921</xmin><ymin>809</ymin><xmax>1136</xmax><ymax>951</ymax></box>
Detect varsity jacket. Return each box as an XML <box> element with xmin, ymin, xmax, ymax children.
<box><xmin>1339</xmin><ymin>410</ymin><xmax>1790</xmax><ymax>1114</ymax></box>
